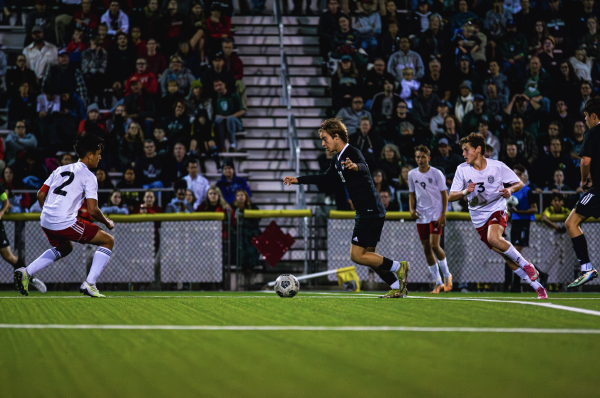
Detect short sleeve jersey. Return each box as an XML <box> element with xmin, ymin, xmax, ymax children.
<box><xmin>450</xmin><ymin>159</ymin><xmax>520</xmax><ymax>228</ymax></box>
<box><xmin>408</xmin><ymin>166</ymin><xmax>446</xmax><ymax>224</ymax></box>
<box><xmin>40</xmin><ymin>162</ymin><xmax>98</xmax><ymax>231</ymax></box>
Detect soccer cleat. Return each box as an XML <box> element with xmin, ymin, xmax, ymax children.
<box><xmin>568</xmin><ymin>269</ymin><xmax>599</xmax><ymax>289</ymax></box>
<box><xmin>380</xmin><ymin>286</ymin><xmax>408</xmax><ymax>298</ymax></box>
<box><xmin>523</xmin><ymin>263</ymin><xmax>539</xmax><ymax>281</ymax></box>
<box><xmin>444</xmin><ymin>274</ymin><xmax>453</xmax><ymax>292</ymax></box>
<box><xmin>536</xmin><ymin>286</ymin><xmax>548</xmax><ymax>300</ymax></box>
<box><xmin>431</xmin><ymin>283</ymin><xmax>444</xmax><ymax>294</ymax></box>
<box><xmin>30</xmin><ymin>277</ymin><xmax>47</xmax><ymax>293</ymax></box>
<box><xmin>14</xmin><ymin>268</ymin><xmax>30</xmax><ymax>296</ymax></box>
<box><xmin>395</xmin><ymin>261</ymin><xmax>410</xmax><ymax>291</ymax></box>
<box><xmin>80</xmin><ymin>281</ymin><xmax>106</xmax><ymax>298</ymax></box>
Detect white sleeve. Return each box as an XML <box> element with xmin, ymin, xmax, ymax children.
<box><xmin>500</xmin><ymin>162</ymin><xmax>520</xmax><ymax>185</ymax></box>
<box><xmin>42</xmin><ymin>169</ymin><xmax>56</xmax><ymax>188</ymax></box>
<box><xmin>408</xmin><ymin>172</ymin><xmax>415</xmax><ymax>193</ymax></box>
<box><xmin>449</xmin><ymin>167</ymin><xmax>465</xmax><ymax>192</ymax></box>
<box><xmin>83</xmin><ymin>173</ymin><xmax>98</xmax><ymax>200</ymax></box>
<box><xmin>436</xmin><ymin>169</ymin><xmax>447</xmax><ymax>192</ymax></box>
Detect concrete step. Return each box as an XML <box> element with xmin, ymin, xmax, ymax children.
<box><xmin>239</xmin><ymin>159</ymin><xmax>320</xmax><ymax>170</ymax></box>
<box><xmin>246</xmin><ymin>87</ymin><xmax>326</xmax><ymax>97</ymax></box>
<box><xmin>231</xmin><ymin>16</ymin><xmax>319</xmax><ymax>26</ymax></box>
<box><xmin>243</xmin><ymin>128</ymin><xmax>319</xmax><ymax>139</ymax></box>
<box><xmin>245</xmin><ymin>66</ymin><xmax>323</xmax><ymax>76</ymax></box>
<box><xmin>244</xmin><ymin>76</ymin><xmax>329</xmax><ymax>86</ymax></box>
<box><xmin>235</xmin><ymin>36</ymin><xmax>319</xmax><ymax>45</ymax></box>
<box><xmin>251</xmin><ymin>191</ymin><xmax>322</xmax><ymax>204</ymax></box>
<box><xmin>238</xmin><ymin>138</ymin><xmax>320</xmax><ymax>150</ymax></box>
<box><xmin>246</xmin><ymin>149</ymin><xmax>323</xmax><ymax>160</ymax></box>
<box><xmin>246</xmin><ymin>107</ymin><xmax>326</xmax><ymax>117</ymax></box>
<box><xmin>242</xmin><ymin>117</ymin><xmax>323</xmax><ymax>128</ymax></box>
<box><xmin>247</xmin><ymin>97</ymin><xmax>332</xmax><ymax>107</ymax></box>
<box><xmin>235</xmin><ymin>26</ymin><xmax>318</xmax><ymax>36</ymax></box>
<box><xmin>238</xmin><ymin>46</ymin><xmax>319</xmax><ymax>55</ymax></box>
<box><xmin>240</xmin><ymin>55</ymin><xmax>322</xmax><ymax>66</ymax></box>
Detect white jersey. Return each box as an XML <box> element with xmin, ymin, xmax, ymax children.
<box><xmin>40</xmin><ymin>162</ymin><xmax>98</xmax><ymax>231</ymax></box>
<box><xmin>408</xmin><ymin>166</ymin><xmax>446</xmax><ymax>224</ymax></box>
<box><xmin>450</xmin><ymin>159</ymin><xmax>520</xmax><ymax>228</ymax></box>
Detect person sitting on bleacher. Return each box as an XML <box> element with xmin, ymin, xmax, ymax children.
<box><xmin>71</xmin><ymin>0</ymin><xmax>99</xmax><ymax>42</ymax></box>
<box><xmin>387</xmin><ymin>36</ymin><xmax>424</xmax><ymax>84</ymax></box>
<box><xmin>216</xmin><ymin>159</ymin><xmax>251</xmax><ymax>207</ymax></box>
<box><xmin>187</xmin><ymin>80</ymin><xmax>213</xmax><ymax>120</ymax></box>
<box><xmin>166</xmin><ymin>185</ymin><xmax>194</xmax><ymax>213</ymax></box>
<box><xmin>23</xmin><ymin>26</ymin><xmax>58</xmax><ymax>80</ymax></box>
<box><xmin>335</xmin><ymin>94</ymin><xmax>372</xmax><ymax>135</ymax></box>
<box><xmin>162</xmin><ymin>100</ymin><xmax>192</xmax><ymax>151</ymax></box>
<box><xmin>101</xmin><ymin>189</ymin><xmax>130</xmax><ymax>215</ymax></box>
<box><xmin>7</xmin><ymin>82</ymin><xmax>36</xmax><ymax>130</ymax></box>
<box><xmin>143</xmin><ymin>38</ymin><xmax>167</xmax><ymax>78</ymax></box>
<box><xmin>202</xmin><ymin>52</ymin><xmax>236</xmax><ymax>101</ymax></box>
<box><xmin>354</xmin><ymin>0</ymin><xmax>381</xmax><ymax>60</ymax></box>
<box><xmin>123</xmin><ymin>78</ymin><xmax>156</xmax><ymax>134</ymax></box>
<box><xmin>5</xmin><ymin>55</ymin><xmax>39</xmax><ymax>100</ymax></box>
<box><xmin>213</xmin><ymin>78</ymin><xmax>244</xmax><ymax>153</ymax></box>
<box><xmin>4</xmin><ymin>120</ymin><xmax>37</xmax><ymax>167</ymax></box>
<box><xmin>159</xmin><ymin>55</ymin><xmax>196</xmax><ymax>96</ymax></box>
<box><xmin>107</xmin><ymin>32</ymin><xmax>138</xmax><ymax>91</ymax></box>
<box><xmin>154</xmin><ymin>0</ymin><xmax>186</xmax><ymax>57</ymax></box>
<box><xmin>43</xmin><ymin>49</ymin><xmax>89</xmax><ymax>107</ymax></box>
<box><xmin>163</xmin><ymin>142</ymin><xmax>190</xmax><ymax>186</ymax></box>
<box><xmin>318</xmin><ymin>0</ymin><xmax>346</xmax><ymax>58</ymax></box>
<box><xmin>81</xmin><ymin>37</ymin><xmax>108</xmax><ymax>106</ymax></box>
<box><xmin>125</xmin><ymin>57</ymin><xmax>158</xmax><ymax>95</ymax></box>
<box><xmin>24</xmin><ymin>0</ymin><xmax>56</xmax><ymax>47</ymax></box>
<box><xmin>101</xmin><ymin>0</ymin><xmax>129</xmax><ymax>36</ymax></box>
<box><xmin>182</xmin><ymin>159</ymin><xmax>210</xmax><ymax>209</ymax></box>
<box><xmin>134</xmin><ymin>139</ymin><xmax>165</xmax><ymax>189</ymax></box>
<box><xmin>191</xmin><ymin>109</ymin><xmax>221</xmax><ymax>170</ymax></box>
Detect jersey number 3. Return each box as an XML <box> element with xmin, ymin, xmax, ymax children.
<box><xmin>53</xmin><ymin>172</ymin><xmax>75</xmax><ymax>196</ymax></box>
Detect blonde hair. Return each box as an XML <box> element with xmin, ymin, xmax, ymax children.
<box><xmin>206</xmin><ymin>185</ymin><xmax>229</xmax><ymax>209</ymax></box>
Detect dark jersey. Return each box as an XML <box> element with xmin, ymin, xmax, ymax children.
<box><xmin>579</xmin><ymin>123</ymin><xmax>600</xmax><ymax>184</ymax></box>
<box><xmin>297</xmin><ymin>145</ymin><xmax>385</xmax><ymax>219</ymax></box>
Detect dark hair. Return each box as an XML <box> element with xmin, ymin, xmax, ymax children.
<box><xmin>222</xmin><ymin>37</ymin><xmax>234</xmax><ymax>45</ymax></box>
<box><xmin>74</xmin><ymin>133</ymin><xmax>104</xmax><ymax>158</ymax></box>
<box><xmin>583</xmin><ymin>96</ymin><xmax>600</xmax><ymax>119</ymax></box>
<box><xmin>319</xmin><ymin>118</ymin><xmax>349</xmax><ymax>143</ymax></box>
<box><xmin>513</xmin><ymin>164</ymin><xmax>526</xmax><ymax>174</ymax></box>
<box><xmin>188</xmin><ymin>159</ymin><xmax>199</xmax><ymax>166</ymax></box>
<box><xmin>459</xmin><ymin>132</ymin><xmax>486</xmax><ymax>153</ymax></box>
<box><xmin>414</xmin><ymin>145</ymin><xmax>430</xmax><ymax>155</ymax></box>
<box><xmin>551</xmin><ymin>193</ymin><xmax>564</xmax><ymax>203</ymax></box>
<box><xmin>144</xmin><ymin>139</ymin><xmax>154</xmax><ymax>144</ymax></box>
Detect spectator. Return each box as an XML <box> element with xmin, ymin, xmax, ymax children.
<box><xmin>144</xmin><ymin>38</ymin><xmax>167</xmax><ymax>78</ymax></box>
<box><xmin>500</xmin><ymin>141</ymin><xmax>529</xmax><ymax>170</ymax></box>
<box><xmin>577</xmin><ymin>81</ymin><xmax>594</xmax><ymax>116</ymax></box>
<box><xmin>14</xmin><ymin>151</ymin><xmax>48</xmax><ymax>189</ymax></box>
<box><xmin>538</xmin><ymin>37</ymin><xmax>561</xmax><ymax>78</ymax></box>
<box><xmin>422</xmin><ymin>59</ymin><xmax>451</xmax><ymax>102</ymax></box>
<box><xmin>412</xmin><ymin>81</ymin><xmax>440</xmax><ymax>132</ymax></box>
<box><xmin>331</xmin><ymin>55</ymin><xmax>362</xmax><ymax>111</ymax></box>
<box><xmin>454</xmin><ymin>20</ymin><xmax>486</xmax><ymax>73</ymax></box>
<box><xmin>380</xmin><ymin>188</ymin><xmax>400</xmax><ymax>211</ymax></box>
<box><xmin>542</xmin><ymin>0</ymin><xmax>568</xmax><ymax>49</ymax></box>
<box><xmin>97</xmin><ymin>22</ymin><xmax>112</xmax><ymax>50</ymax></box>
<box><xmin>544</xmin><ymin>169</ymin><xmax>573</xmax><ymax>194</ymax></box>
<box><xmin>135</xmin><ymin>190</ymin><xmax>163</xmax><ymax>213</ymax></box>
<box><xmin>1</xmin><ymin>166</ymin><xmax>31</xmax><ymax>211</ymax></box>
<box><xmin>318</xmin><ymin>0</ymin><xmax>346</xmax><ymax>58</ymax></box>
<box><xmin>185</xmin><ymin>189</ymin><xmax>196</xmax><ymax>208</ymax></box>
<box><xmin>5</xmin><ymin>54</ymin><xmax>39</xmax><ymax>100</ymax></box>
<box><xmin>377</xmin><ymin>144</ymin><xmax>402</xmax><ymax>182</ymax></box>
<box><xmin>394</xmin><ymin>122</ymin><xmax>427</xmax><ymax>162</ymax></box>
<box><xmin>101</xmin><ymin>0</ymin><xmax>129</xmax><ymax>36</ymax></box>
<box><xmin>202</xmin><ymin>52</ymin><xmax>237</xmax><ymax>101</ymax></box>
<box><xmin>183</xmin><ymin>159</ymin><xmax>210</xmax><ymax>208</ymax></box>
<box><xmin>156</xmin><ymin>1</ymin><xmax>186</xmax><ymax>58</ymax></box>
<box><xmin>64</xmin><ymin>28</ymin><xmax>88</xmax><ymax>61</ymax></box>
<box><xmin>521</xmin><ymin>56</ymin><xmax>553</xmax><ymax>113</ymax></box>
<box><xmin>503</xmin><ymin>93</ymin><xmax>542</xmax><ymax>137</ymax></box>
<box><xmin>23</xmin><ymin>26</ymin><xmax>58</xmax><ymax>80</ymax></box>
<box><xmin>133</xmin><ymin>0</ymin><xmax>162</xmax><ymax>38</ymax></box>
<box><xmin>43</xmin><ymin>50</ymin><xmax>89</xmax><ymax>106</ymax></box>
<box><xmin>573</xmin><ymin>1</ymin><xmax>600</xmax><ymax>41</ymax></box>
<box><xmin>185</xmin><ymin>1</ymin><xmax>207</xmax><ymax>60</ymax></box>
<box><xmin>35</xmin><ymin>90</ymin><xmax>61</xmax><ymax>157</ymax></box>
<box><xmin>187</xmin><ymin>80</ymin><xmax>213</xmax><ymax>119</ymax></box>
<box><xmin>363</xmin><ymin>57</ymin><xmax>395</xmax><ymax>103</ymax></box>
<box><xmin>387</xmin><ymin>36</ymin><xmax>424</xmax><ymax>83</ymax></box>
<box><xmin>152</xmin><ymin>126</ymin><xmax>169</xmax><ymax>156</ymax></box>
<box><xmin>96</xmin><ymin>168</ymin><xmax>114</xmax><ymax>205</ymax></box>
<box><xmin>450</xmin><ymin>0</ymin><xmax>478</xmax><ymax>33</ymax></box>
<box><xmin>505</xmin><ymin>116</ymin><xmax>538</xmax><ymax>164</ymax></box>
<box><xmin>537</xmin><ymin>138</ymin><xmax>578</xmax><ymax>189</ymax></box>
<box><xmin>461</xmin><ymin>94</ymin><xmax>494</xmax><ymax>135</ymax></box>
<box><xmin>191</xmin><ymin>110</ymin><xmax>220</xmax><ymax>169</ymax></box>
<box><xmin>454</xmin><ymin>80</ymin><xmax>473</xmax><ymax>123</ymax></box>
<box><xmin>134</xmin><ymin>139</ymin><xmax>165</xmax><ymax>189</ymax></box>
<box><xmin>484</xmin><ymin>61</ymin><xmax>510</xmax><ymax>106</ymax></box>
<box><xmin>454</xmin><ymin>55</ymin><xmax>481</xmax><ymax>97</ymax></box>
<box><xmin>159</xmin><ymin>55</ymin><xmax>195</xmax><ymax>96</ymax></box>
<box><xmin>197</xmin><ymin>185</ymin><xmax>235</xmax><ymax>233</ymax></box>
<box><xmin>206</xmin><ymin>5</ymin><xmax>232</xmax><ymax>56</ymax></box>
<box><xmin>581</xmin><ymin>16</ymin><xmax>600</xmax><ymax>59</ymax></box>
<box><xmin>71</xmin><ymin>0</ymin><xmax>99</xmax><ymax>42</ymax></box>
<box><xmin>81</xmin><ymin>37</ymin><xmax>108</xmax><ymax>106</ymax></box>
<box><xmin>541</xmin><ymin>193</ymin><xmax>570</xmax><ymax>233</ymax></box>
<box><xmin>514</xmin><ymin>0</ymin><xmax>533</xmax><ymax>33</ymax></box>
<box><xmin>409</xmin><ymin>0</ymin><xmax>431</xmax><ymax>34</ymax></box>
<box><xmin>568</xmin><ymin>120</ymin><xmax>586</xmax><ymax>165</ymax></box>
<box><xmin>349</xmin><ymin>116</ymin><xmax>384</xmax><ymax>171</ymax></box>
<box><xmin>484</xmin><ymin>0</ymin><xmax>511</xmax><ymax>41</ymax></box>
<box><xmin>233</xmin><ymin>189</ymin><xmax>260</xmax><ymax>269</ymax></box>
<box><xmin>500</xmin><ymin>20</ymin><xmax>527</xmax><ymax>80</ymax></box>
<box><xmin>119</xmin><ymin>121</ymin><xmax>145</xmax><ymax>168</ymax></box>
<box><xmin>116</xmin><ymin>166</ymin><xmax>142</xmax><ymax>211</ymax></box>
<box><xmin>354</xmin><ymin>0</ymin><xmax>381</xmax><ymax>58</ymax></box>
<box><xmin>7</xmin><ymin>83</ymin><xmax>37</xmax><ymax>130</ymax></box>
<box><xmin>553</xmin><ymin>100</ymin><xmax>576</xmax><ymax>134</ymax></box>
<box><xmin>527</xmin><ymin>19</ymin><xmax>549</xmax><ymax>53</ymax></box>
<box><xmin>398</xmin><ymin>67</ymin><xmax>420</xmax><ymax>110</ymax></box>
<box><xmin>101</xmin><ymin>190</ymin><xmax>130</xmax><ymax>214</ymax></box>
<box><xmin>384</xmin><ymin>99</ymin><xmax>415</xmax><ymax>142</ymax></box>
<box><xmin>24</xmin><ymin>0</ymin><xmax>56</xmax><ymax>46</ymax></box>
<box><xmin>107</xmin><ymin>32</ymin><xmax>137</xmax><ymax>87</ymax></box>
<box><xmin>125</xmin><ymin>58</ymin><xmax>158</xmax><ymax>95</ymax></box>
<box><xmin>123</xmin><ymin>79</ymin><xmax>156</xmax><ymax>130</ymax></box>
<box><xmin>396</xmin><ymin>165</ymin><xmax>411</xmax><ymax>210</ymax></box>
<box><xmin>429</xmin><ymin>101</ymin><xmax>449</xmax><ymax>136</ymax></box>
<box><xmin>216</xmin><ymin>159</ymin><xmax>251</xmax><ymax>206</ymax></box>
<box><xmin>331</xmin><ymin>15</ymin><xmax>363</xmax><ymax>67</ymax></box>
<box><xmin>4</xmin><ymin>121</ymin><xmax>37</xmax><ymax>167</ymax></box>
<box><xmin>335</xmin><ymin>95</ymin><xmax>372</xmax><ymax>135</ymax></box>
<box><xmin>222</xmin><ymin>38</ymin><xmax>243</xmax><ymax>81</ymax></box>
<box><xmin>163</xmin><ymin>100</ymin><xmax>192</xmax><ymax>150</ymax></box>
<box><xmin>213</xmin><ymin>78</ymin><xmax>245</xmax><ymax>152</ymax></box>
<box><xmin>166</xmin><ymin>186</ymin><xmax>194</xmax><ymax>213</ymax></box>
<box><xmin>371</xmin><ymin>169</ymin><xmax>391</xmax><ymax>194</ymax></box>
<box><xmin>570</xmin><ymin>47</ymin><xmax>593</xmax><ymax>83</ymax></box>
<box><xmin>130</xmin><ymin>26</ymin><xmax>147</xmax><ymax>57</ymax></box>
<box><xmin>477</xmin><ymin>120</ymin><xmax>500</xmax><ymax>160</ymax></box>
<box><xmin>370</xmin><ymin>78</ymin><xmax>400</xmax><ymax>126</ymax></box>
<box><xmin>431</xmin><ymin>137</ymin><xmax>463</xmax><ymax>186</ymax></box>
<box><xmin>157</xmin><ymin>79</ymin><xmax>186</xmax><ymax>118</ymax></box>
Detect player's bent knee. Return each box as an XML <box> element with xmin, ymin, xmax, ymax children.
<box><xmin>57</xmin><ymin>242</ymin><xmax>73</xmax><ymax>257</ymax></box>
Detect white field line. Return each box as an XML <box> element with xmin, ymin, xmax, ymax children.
<box><xmin>0</xmin><ymin>324</ymin><xmax>599</xmax><ymax>334</ymax></box>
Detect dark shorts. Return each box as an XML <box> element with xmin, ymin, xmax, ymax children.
<box><xmin>510</xmin><ymin>219</ymin><xmax>530</xmax><ymax>247</ymax></box>
<box><xmin>575</xmin><ymin>189</ymin><xmax>600</xmax><ymax>219</ymax></box>
<box><xmin>351</xmin><ymin>217</ymin><xmax>385</xmax><ymax>249</ymax></box>
<box><xmin>0</xmin><ymin>220</ymin><xmax>10</xmax><ymax>249</ymax></box>
<box><xmin>42</xmin><ymin>218</ymin><xmax>99</xmax><ymax>248</ymax></box>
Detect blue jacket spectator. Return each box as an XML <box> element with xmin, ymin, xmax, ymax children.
<box><xmin>216</xmin><ymin>160</ymin><xmax>251</xmax><ymax>206</ymax></box>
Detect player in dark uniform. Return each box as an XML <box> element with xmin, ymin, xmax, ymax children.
<box><xmin>283</xmin><ymin>119</ymin><xmax>410</xmax><ymax>298</ymax></box>
<box><xmin>0</xmin><ymin>185</ymin><xmax>47</xmax><ymax>293</ymax></box>
<box><xmin>566</xmin><ymin>97</ymin><xmax>600</xmax><ymax>288</ymax></box>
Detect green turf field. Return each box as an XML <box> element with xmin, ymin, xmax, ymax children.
<box><xmin>1</xmin><ymin>291</ymin><xmax>599</xmax><ymax>398</ymax></box>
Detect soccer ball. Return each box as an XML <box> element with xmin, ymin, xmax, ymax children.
<box><xmin>507</xmin><ymin>196</ymin><xmax>519</xmax><ymax>208</ymax></box>
<box><xmin>274</xmin><ymin>274</ymin><xmax>300</xmax><ymax>298</ymax></box>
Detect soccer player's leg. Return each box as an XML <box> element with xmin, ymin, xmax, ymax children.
<box><xmin>1</xmin><ymin>245</ymin><xmax>48</xmax><ymax>293</ymax></box>
<box><xmin>80</xmin><ymin>226</ymin><xmax>114</xmax><ymax>298</ymax></box>
<box><xmin>430</xmin><ymin>231</ymin><xmax>452</xmax><ymax>292</ymax></box>
<box><xmin>565</xmin><ymin>204</ymin><xmax>599</xmax><ymax>288</ymax></box>
<box><xmin>417</xmin><ymin>223</ymin><xmax>442</xmax><ymax>293</ymax></box>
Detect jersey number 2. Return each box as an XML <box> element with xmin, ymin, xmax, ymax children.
<box><xmin>53</xmin><ymin>172</ymin><xmax>75</xmax><ymax>196</ymax></box>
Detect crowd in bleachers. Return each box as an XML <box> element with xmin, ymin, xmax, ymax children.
<box><xmin>0</xmin><ymin>0</ymin><xmax>253</xmax><ymax>216</ymax></box>
<box><xmin>319</xmin><ymin>0</ymin><xmax>594</xmax><ymax>212</ymax></box>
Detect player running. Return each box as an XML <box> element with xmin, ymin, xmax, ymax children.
<box><xmin>448</xmin><ymin>133</ymin><xmax>547</xmax><ymax>299</ymax></box>
<box><xmin>408</xmin><ymin>145</ymin><xmax>452</xmax><ymax>294</ymax></box>
<box><xmin>283</xmin><ymin>119</ymin><xmax>410</xmax><ymax>298</ymax></box>
<box><xmin>565</xmin><ymin>97</ymin><xmax>600</xmax><ymax>288</ymax></box>
<box><xmin>14</xmin><ymin>133</ymin><xmax>115</xmax><ymax>298</ymax></box>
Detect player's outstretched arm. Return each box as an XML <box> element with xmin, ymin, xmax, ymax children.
<box><xmin>87</xmin><ymin>198</ymin><xmax>115</xmax><ymax>230</ymax></box>
<box><xmin>283</xmin><ymin>177</ymin><xmax>298</xmax><ymax>185</ymax></box>
<box><xmin>448</xmin><ymin>183</ymin><xmax>476</xmax><ymax>202</ymax></box>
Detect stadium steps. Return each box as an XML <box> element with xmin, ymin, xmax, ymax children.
<box><xmin>232</xmin><ymin>14</ymin><xmax>329</xmax><ymax>210</ymax></box>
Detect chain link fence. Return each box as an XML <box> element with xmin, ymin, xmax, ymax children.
<box><xmin>328</xmin><ymin>213</ymin><xmax>600</xmax><ymax>285</ymax></box>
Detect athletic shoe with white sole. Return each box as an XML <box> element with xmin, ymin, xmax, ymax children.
<box><xmin>536</xmin><ymin>286</ymin><xmax>548</xmax><ymax>300</ymax></box>
<box><xmin>14</xmin><ymin>267</ymin><xmax>29</xmax><ymax>296</ymax></box>
<box><xmin>523</xmin><ymin>263</ymin><xmax>539</xmax><ymax>281</ymax></box>
<box><xmin>395</xmin><ymin>261</ymin><xmax>410</xmax><ymax>291</ymax></box>
<box><xmin>444</xmin><ymin>274</ymin><xmax>453</xmax><ymax>292</ymax></box>
<box><xmin>431</xmin><ymin>283</ymin><xmax>444</xmax><ymax>294</ymax></box>
<box><xmin>30</xmin><ymin>277</ymin><xmax>47</xmax><ymax>293</ymax></box>
<box><xmin>380</xmin><ymin>286</ymin><xmax>408</xmax><ymax>298</ymax></box>
<box><xmin>80</xmin><ymin>281</ymin><xmax>106</xmax><ymax>298</ymax></box>
<box><xmin>568</xmin><ymin>269</ymin><xmax>599</xmax><ymax>289</ymax></box>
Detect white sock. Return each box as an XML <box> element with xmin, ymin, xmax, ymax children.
<box><xmin>502</xmin><ymin>244</ymin><xmax>529</xmax><ymax>268</ymax></box>
<box><xmin>390</xmin><ymin>280</ymin><xmax>400</xmax><ymax>289</ymax></box>
<box><xmin>428</xmin><ymin>264</ymin><xmax>442</xmax><ymax>284</ymax></box>
<box><xmin>86</xmin><ymin>247</ymin><xmax>112</xmax><ymax>284</ymax></box>
<box><xmin>438</xmin><ymin>258</ymin><xmax>450</xmax><ymax>277</ymax></box>
<box><xmin>26</xmin><ymin>249</ymin><xmax>61</xmax><ymax>275</ymax></box>
<box><xmin>581</xmin><ymin>262</ymin><xmax>593</xmax><ymax>272</ymax></box>
<box><xmin>514</xmin><ymin>268</ymin><xmax>542</xmax><ymax>290</ymax></box>
<box><xmin>530</xmin><ymin>281</ymin><xmax>542</xmax><ymax>290</ymax></box>
<box><xmin>390</xmin><ymin>261</ymin><xmax>400</xmax><ymax>273</ymax></box>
